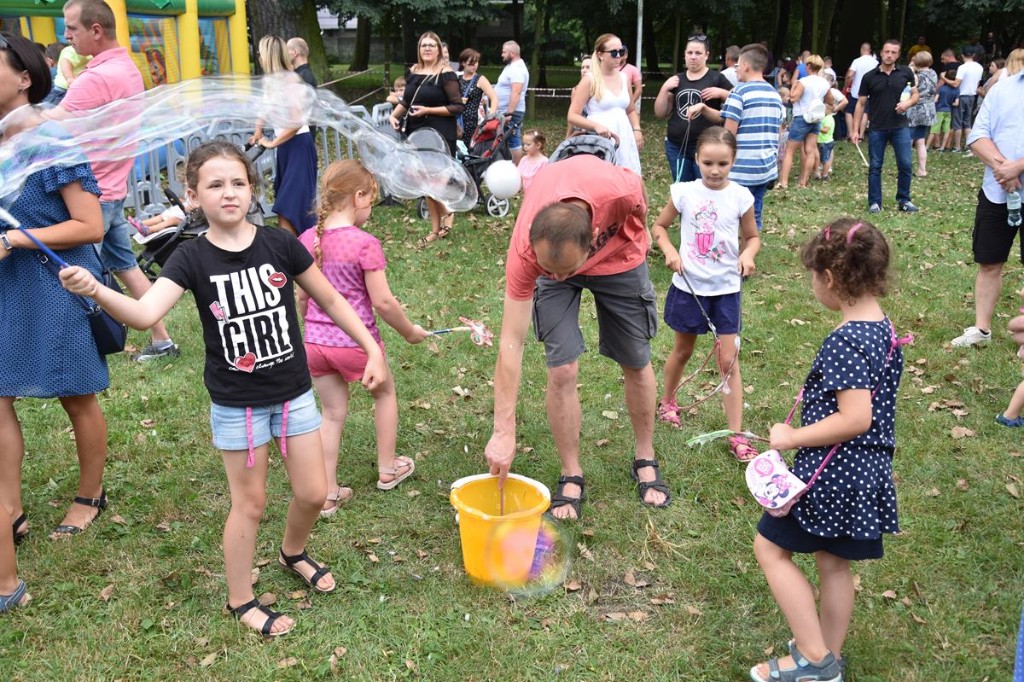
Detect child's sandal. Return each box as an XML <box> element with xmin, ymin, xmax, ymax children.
<box><xmin>728</xmin><ymin>434</ymin><xmax>759</xmax><ymax>462</ymax></box>
<box><xmin>227</xmin><ymin>597</ymin><xmax>292</xmax><ymax>638</ymax></box>
<box><xmin>319</xmin><ymin>486</ymin><xmax>354</xmax><ymax>518</ymax></box>
<box><xmin>656</xmin><ymin>398</ymin><xmax>682</xmax><ymax>427</ymax></box>
<box><xmin>377</xmin><ymin>456</ymin><xmax>415</xmax><ymax>491</ymax></box>
<box><xmin>278</xmin><ymin>548</ymin><xmax>336</xmax><ymax>594</ymax></box>
<box><xmin>749</xmin><ymin>644</ymin><xmax>842</xmax><ymax>682</ymax></box>
<box><xmin>12</xmin><ymin>513</ymin><xmax>28</xmax><ymax>545</ymax></box>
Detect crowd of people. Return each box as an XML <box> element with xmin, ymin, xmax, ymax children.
<box><xmin>1</xmin><ymin>3</ymin><xmax>1023</xmax><ymax>677</ymax></box>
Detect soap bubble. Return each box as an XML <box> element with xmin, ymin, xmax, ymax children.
<box><xmin>0</xmin><ymin>75</ymin><xmax>477</xmax><ymax>211</ymax></box>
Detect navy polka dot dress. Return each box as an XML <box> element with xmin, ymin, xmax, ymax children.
<box><xmin>759</xmin><ymin>319</ymin><xmax>903</xmax><ymax>559</ymax></box>
<box><xmin>0</xmin><ymin>121</ymin><xmax>107</xmax><ymax>398</ymax></box>
<box><xmin>790</xmin><ymin>318</ymin><xmax>903</xmax><ymax>538</ymax></box>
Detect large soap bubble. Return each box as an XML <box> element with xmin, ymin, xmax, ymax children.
<box><xmin>0</xmin><ymin>75</ymin><xmax>477</xmax><ymax>211</ymax></box>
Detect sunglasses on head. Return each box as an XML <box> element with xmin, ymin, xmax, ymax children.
<box><xmin>688</xmin><ymin>33</ymin><xmax>709</xmax><ymax>45</ymax></box>
<box><xmin>602</xmin><ymin>48</ymin><xmax>627</xmax><ymax>58</ymax></box>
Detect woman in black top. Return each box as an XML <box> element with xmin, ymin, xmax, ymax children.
<box><xmin>389</xmin><ymin>32</ymin><xmax>464</xmax><ymax>246</ymax></box>
<box><xmin>457</xmin><ymin>48</ymin><xmax>498</xmax><ymax>144</ymax></box>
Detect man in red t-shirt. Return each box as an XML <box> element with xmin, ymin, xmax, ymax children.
<box><xmin>484</xmin><ymin>154</ymin><xmax>670</xmax><ymax>519</ymax></box>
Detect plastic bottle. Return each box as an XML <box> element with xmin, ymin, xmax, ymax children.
<box><xmin>900</xmin><ymin>85</ymin><xmax>912</xmax><ymax>102</ymax></box>
<box><xmin>1008</xmin><ymin>190</ymin><xmax>1022</xmax><ymax>228</ymax></box>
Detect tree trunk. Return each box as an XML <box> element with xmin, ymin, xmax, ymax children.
<box><xmin>540</xmin><ymin>4</ymin><xmax>552</xmax><ymax>87</ymax></box>
<box><xmin>878</xmin><ymin>0</ymin><xmax>888</xmax><ymax>43</ymax></box>
<box><xmin>643</xmin><ymin>5</ymin><xmax>661</xmax><ymax>78</ymax></box>
<box><xmin>510</xmin><ymin>0</ymin><xmax>522</xmax><ymax>44</ymax></box>
<box><xmin>819</xmin><ymin>0</ymin><xmax>837</xmax><ymax>55</ymax></box>
<box><xmin>247</xmin><ymin>0</ymin><xmax>326</xmax><ymax>79</ymax></box>
<box><xmin>528</xmin><ymin>0</ymin><xmax>546</xmax><ymax>113</ymax></box>
<box><xmin>800</xmin><ymin>0</ymin><xmax>814</xmax><ymax>51</ymax></box>
<box><xmin>895</xmin><ymin>0</ymin><xmax>907</xmax><ymax>44</ymax></box>
<box><xmin>349</xmin><ymin>17</ymin><xmax>371</xmax><ymax>72</ymax></box>
<box><xmin>772</xmin><ymin>0</ymin><xmax>790</xmax><ymax>61</ymax></box>
<box><xmin>672</xmin><ymin>11</ymin><xmax>681</xmax><ymax>73</ymax></box>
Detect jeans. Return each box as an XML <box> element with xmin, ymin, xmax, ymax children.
<box><xmin>743</xmin><ymin>183</ymin><xmax>768</xmax><ymax>230</ymax></box>
<box><xmin>664</xmin><ymin>138</ymin><xmax>701</xmax><ymax>182</ymax></box>
<box><xmin>867</xmin><ymin>127</ymin><xmax>912</xmax><ymax>208</ymax></box>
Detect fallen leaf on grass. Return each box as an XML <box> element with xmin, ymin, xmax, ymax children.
<box><xmin>577</xmin><ymin>543</ymin><xmax>595</xmax><ymax>562</ymax></box>
<box><xmin>1008</xmin><ymin>483</ymin><xmax>1020</xmax><ymax>499</ymax></box>
<box><xmin>603</xmin><ymin>612</ymin><xmax>627</xmax><ymax>622</ymax></box>
<box><xmin>251</xmin><ymin>567</ymin><xmax>260</xmax><ymax>585</ymax></box>
<box><xmin>452</xmin><ymin>385</ymin><xmax>471</xmax><ymax>398</ymax></box>
<box><xmin>628</xmin><ymin>611</ymin><xmax>649</xmax><ymax>622</ymax></box>
<box><xmin>685</xmin><ymin>605</ymin><xmax>703</xmax><ymax>616</ymax></box>
<box><xmin>920</xmin><ymin>385</ymin><xmax>937</xmax><ymax>394</ymax></box>
<box><xmin>277</xmin><ymin>658</ymin><xmax>298</xmax><ymax>669</ymax></box>
<box><xmin>563</xmin><ymin>580</ymin><xmax>582</xmax><ymax>592</ymax></box>
<box><xmin>852</xmin><ymin>574</ymin><xmax>862</xmax><ymax>592</ymax></box>
<box><xmin>882</xmin><ymin>590</ymin><xmax>897</xmax><ymax>600</ymax></box>
<box><xmin>407</xmin><ymin>490</ymin><xmax>422</xmax><ymax>498</ymax></box>
<box><xmin>601</xmin><ymin>410</ymin><xmax>619</xmax><ymax>420</ymax></box>
<box><xmin>140</xmin><ymin>419</ymin><xmax>156</xmax><ymax>428</ymax></box>
<box><xmin>199</xmin><ymin>652</ymin><xmax>217</xmax><ymax>668</ymax></box>
<box><xmin>416</xmin><ymin>549</ymin><xmax>429</xmax><ymax>559</ymax></box>
<box><xmin>405</xmin><ymin>659</ymin><xmax>418</xmax><ymax>672</ymax></box>
<box><xmin>367</xmin><ymin>552</ymin><xmax>380</xmax><ymax>563</ymax></box>
<box><xmin>911</xmin><ymin>613</ymin><xmax>928</xmax><ymax>624</ymax></box>
<box><xmin>925</xmin><ymin>488</ymin><xmax>940</xmax><ymax>497</ymax></box>
<box><xmin>643</xmin><ymin>561</ymin><xmax>656</xmax><ymax>570</ymax></box>
<box><xmin>296</xmin><ymin>599</ymin><xmax>313</xmax><ymax>610</ymax></box>
<box><xmin>255</xmin><ymin>558</ymin><xmax>271</xmax><ymax>568</ymax></box>
<box><xmin>586</xmin><ymin>588</ymin><xmax>598</xmax><ymax>605</ymax></box>
<box><xmin>956</xmin><ymin>479</ymin><xmax>969</xmax><ymax>491</ymax></box>
<box><xmin>650</xmin><ymin>595</ymin><xmax>675</xmax><ymax>605</ymax></box>
<box><xmin>99</xmin><ymin>584</ymin><xmax>114</xmax><ymax>602</ymax></box>
<box><xmin>258</xmin><ymin>592</ymin><xmax>277</xmax><ymax>606</ymax></box>
<box><xmin>595</xmin><ymin>439</ymin><xmax>610</xmax><ymax>447</ymax></box>
<box><xmin>950</xmin><ymin>426</ymin><xmax>975</xmax><ymax>439</ymax></box>
<box><xmin>156</xmin><ymin>521</ymin><xmax>171</xmax><ymax>533</ymax></box>
<box><xmin>289</xmin><ymin>590</ymin><xmax>307</xmax><ymax>600</ymax></box>
<box><xmin>624</xmin><ymin>570</ymin><xmax>649</xmax><ymax>588</ymax></box>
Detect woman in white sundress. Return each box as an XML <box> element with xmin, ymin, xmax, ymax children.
<box><xmin>567</xmin><ymin>33</ymin><xmax>643</xmax><ymax>175</ymax></box>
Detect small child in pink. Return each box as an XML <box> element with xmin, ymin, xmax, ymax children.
<box><xmin>517</xmin><ymin>129</ymin><xmax>549</xmax><ymax>194</ymax></box>
<box><xmin>298</xmin><ymin>159</ymin><xmax>428</xmax><ymax>516</ymax></box>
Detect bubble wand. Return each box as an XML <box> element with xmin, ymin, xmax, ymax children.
<box><xmin>427</xmin><ymin>317</ymin><xmax>494</xmax><ymax>347</ymax></box>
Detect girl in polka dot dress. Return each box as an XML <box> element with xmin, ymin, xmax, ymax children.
<box><xmin>750</xmin><ymin>219</ymin><xmax>906</xmax><ymax>682</ymax></box>
<box><xmin>298</xmin><ymin>160</ymin><xmax>428</xmax><ymax>516</ymax></box>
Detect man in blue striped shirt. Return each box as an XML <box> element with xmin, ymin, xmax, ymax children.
<box><xmin>720</xmin><ymin>44</ymin><xmax>784</xmax><ymax>230</ymax></box>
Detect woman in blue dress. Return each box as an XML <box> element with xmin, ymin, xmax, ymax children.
<box><xmin>0</xmin><ymin>33</ymin><xmax>109</xmax><ymax>542</ymax></box>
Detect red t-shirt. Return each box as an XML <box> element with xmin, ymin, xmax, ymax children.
<box><xmin>504</xmin><ymin>155</ymin><xmax>648</xmax><ymax>301</ymax></box>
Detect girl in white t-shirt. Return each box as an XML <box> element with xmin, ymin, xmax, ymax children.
<box><xmin>652</xmin><ymin>127</ymin><xmax>762</xmax><ymax>461</ymax></box>
<box><xmin>779</xmin><ymin>55</ymin><xmax>834</xmax><ymax>188</ymax></box>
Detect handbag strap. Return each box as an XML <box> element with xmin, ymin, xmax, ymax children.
<box><xmin>787</xmin><ymin>321</ymin><xmax>913</xmax><ymax>489</ymax></box>
<box><xmin>8</xmin><ymin>222</ymin><xmax>107</xmax><ymax>314</ymax></box>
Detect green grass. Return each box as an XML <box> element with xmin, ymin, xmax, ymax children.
<box><xmin>2</xmin><ymin>120</ymin><xmax>1022</xmax><ymax>681</ymax></box>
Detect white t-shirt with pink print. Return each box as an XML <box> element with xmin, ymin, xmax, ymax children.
<box><xmin>669</xmin><ymin>179</ymin><xmax>754</xmax><ymax>297</ymax></box>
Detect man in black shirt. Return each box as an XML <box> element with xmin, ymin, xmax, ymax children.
<box><xmin>287</xmin><ymin>37</ymin><xmax>317</xmax><ymax>88</ymax></box>
<box><xmin>851</xmin><ymin>38</ymin><xmax>920</xmax><ymax>213</ymax></box>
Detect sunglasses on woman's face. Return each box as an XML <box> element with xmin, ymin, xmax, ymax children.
<box><xmin>602</xmin><ymin>48</ymin><xmax>627</xmax><ymax>58</ymax></box>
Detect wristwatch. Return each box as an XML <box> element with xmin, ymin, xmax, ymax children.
<box><xmin>0</xmin><ymin>232</ymin><xmax>13</xmax><ymax>252</ymax></box>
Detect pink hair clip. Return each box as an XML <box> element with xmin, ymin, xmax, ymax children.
<box><xmin>846</xmin><ymin>222</ymin><xmax>865</xmax><ymax>244</ymax></box>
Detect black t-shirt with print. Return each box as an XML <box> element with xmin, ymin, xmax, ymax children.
<box><xmin>858</xmin><ymin>65</ymin><xmax>915</xmax><ymax>130</ymax></box>
<box><xmin>666</xmin><ymin>69</ymin><xmax>734</xmax><ymax>152</ymax></box>
<box><xmin>159</xmin><ymin>226</ymin><xmax>315</xmax><ymax>407</ymax></box>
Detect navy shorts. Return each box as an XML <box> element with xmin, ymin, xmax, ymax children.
<box><xmin>758</xmin><ymin>511</ymin><xmax>884</xmax><ymax>561</ymax></box>
<box><xmin>664</xmin><ymin>286</ymin><xmax>741</xmax><ymax>335</ymax></box>
<box><xmin>910</xmin><ymin>124</ymin><xmax>930</xmax><ymax>142</ymax></box>
<box><xmin>818</xmin><ymin>141</ymin><xmax>835</xmax><ymax>163</ymax></box>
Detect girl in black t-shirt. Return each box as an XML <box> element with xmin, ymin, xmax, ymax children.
<box><xmin>60</xmin><ymin>141</ymin><xmax>388</xmax><ymax>638</ymax></box>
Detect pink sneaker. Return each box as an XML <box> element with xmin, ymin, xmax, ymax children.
<box><xmin>657</xmin><ymin>399</ymin><xmax>681</xmax><ymax>427</ymax></box>
<box><xmin>126</xmin><ymin>216</ymin><xmax>149</xmax><ymax>237</ymax></box>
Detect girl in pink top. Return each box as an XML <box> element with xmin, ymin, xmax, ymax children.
<box><xmin>517</xmin><ymin>129</ymin><xmax>549</xmax><ymax>194</ymax></box>
<box><xmin>298</xmin><ymin>160</ymin><xmax>428</xmax><ymax>515</ymax></box>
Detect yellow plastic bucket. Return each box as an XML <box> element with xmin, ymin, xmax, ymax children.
<box><xmin>449</xmin><ymin>473</ymin><xmax>550</xmax><ymax>586</ymax></box>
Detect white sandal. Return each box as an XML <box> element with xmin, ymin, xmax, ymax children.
<box><xmin>376</xmin><ymin>456</ymin><xmax>415</xmax><ymax>491</ymax></box>
<box><xmin>319</xmin><ymin>486</ymin><xmax>354</xmax><ymax>518</ymax></box>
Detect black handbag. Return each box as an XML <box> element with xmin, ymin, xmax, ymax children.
<box><xmin>36</xmin><ymin>251</ymin><xmax>127</xmax><ymax>356</ymax></box>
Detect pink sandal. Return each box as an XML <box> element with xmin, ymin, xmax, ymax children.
<box><xmin>728</xmin><ymin>434</ymin><xmax>759</xmax><ymax>462</ymax></box>
<box><xmin>127</xmin><ymin>216</ymin><xmax>149</xmax><ymax>237</ymax></box>
<box><xmin>656</xmin><ymin>398</ymin><xmax>681</xmax><ymax>427</ymax></box>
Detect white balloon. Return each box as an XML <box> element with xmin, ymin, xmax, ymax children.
<box><xmin>484</xmin><ymin>160</ymin><xmax>522</xmax><ymax>199</ymax></box>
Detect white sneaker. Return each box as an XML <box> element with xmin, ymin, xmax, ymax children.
<box><xmin>950</xmin><ymin>326</ymin><xmax>991</xmax><ymax>347</ymax></box>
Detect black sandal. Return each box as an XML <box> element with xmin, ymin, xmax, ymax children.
<box><xmin>630</xmin><ymin>459</ymin><xmax>672</xmax><ymax>508</ymax></box>
<box><xmin>279</xmin><ymin>548</ymin><xmax>335</xmax><ymax>593</ymax></box>
<box><xmin>227</xmin><ymin>598</ymin><xmax>292</xmax><ymax>638</ymax></box>
<box><xmin>50</xmin><ymin>490</ymin><xmax>107</xmax><ymax>538</ymax></box>
<box><xmin>12</xmin><ymin>513</ymin><xmax>28</xmax><ymax>546</ymax></box>
<box><xmin>548</xmin><ymin>474</ymin><xmax>586</xmax><ymax>521</ymax></box>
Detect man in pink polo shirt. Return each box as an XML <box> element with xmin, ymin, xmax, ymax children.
<box><xmin>484</xmin><ymin>151</ymin><xmax>670</xmax><ymax>520</ymax></box>
<box><xmin>47</xmin><ymin>0</ymin><xmax>179</xmax><ymax>361</ymax></box>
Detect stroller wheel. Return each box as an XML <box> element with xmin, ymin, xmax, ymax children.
<box><xmin>486</xmin><ymin>194</ymin><xmax>510</xmax><ymax>218</ymax></box>
<box><xmin>417</xmin><ymin>197</ymin><xmax>430</xmax><ymax>221</ymax></box>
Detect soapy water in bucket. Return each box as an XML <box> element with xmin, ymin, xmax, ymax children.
<box><xmin>485</xmin><ymin>516</ymin><xmax>571</xmax><ymax>596</ymax></box>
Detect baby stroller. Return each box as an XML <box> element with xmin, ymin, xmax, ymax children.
<box><xmin>136</xmin><ymin>143</ymin><xmax>268</xmax><ymax>281</ymax></box>
<box><xmin>416</xmin><ymin>111</ymin><xmax>516</xmax><ymax>220</ymax></box>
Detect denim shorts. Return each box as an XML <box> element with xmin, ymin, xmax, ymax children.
<box><xmin>788</xmin><ymin>116</ymin><xmax>821</xmax><ymax>142</ymax></box>
<box><xmin>818</xmin><ymin>141</ymin><xmax>835</xmax><ymax>163</ymax></box>
<box><xmin>100</xmin><ymin>199</ymin><xmax>139</xmax><ymax>272</ymax></box>
<box><xmin>664</xmin><ymin>286</ymin><xmax>741</xmax><ymax>335</ymax></box>
<box><xmin>910</xmin><ymin>124</ymin><xmax>930</xmax><ymax>142</ymax></box>
<box><xmin>532</xmin><ymin>262</ymin><xmax>657</xmax><ymax>369</ymax></box>
<box><xmin>505</xmin><ymin>111</ymin><xmax>525</xmax><ymax>150</ymax></box>
<box><xmin>210</xmin><ymin>388</ymin><xmax>321</xmax><ymax>452</ymax></box>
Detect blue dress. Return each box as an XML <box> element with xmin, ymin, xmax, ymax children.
<box><xmin>758</xmin><ymin>319</ymin><xmax>903</xmax><ymax>560</ymax></box>
<box><xmin>0</xmin><ymin>121</ymin><xmax>107</xmax><ymax>398</ymax></box>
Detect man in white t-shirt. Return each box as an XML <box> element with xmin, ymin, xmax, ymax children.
<box><xmin>720</xmin><ymin>45</ymin><xmax>740</xmax><ymax>86</ymax></box>
<box><xmin>495</xmin><ymin>41</ymin><xmax>530</xmax><ymax>164</ymax></box>
<box><xmin>844</xmin><ymin>42</ymin><xmax>878</xmax><ymax>143</ymax></box>
<box><xmin>943</xmin><ymin>46</ymin><xmax>984</xmax><ymax>155</ymax></box>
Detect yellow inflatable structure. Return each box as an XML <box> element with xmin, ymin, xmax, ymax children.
<box><xmin>1</xmin><ymin>0</ymin><xmax>249</xmax><ymax>88</ymax></box>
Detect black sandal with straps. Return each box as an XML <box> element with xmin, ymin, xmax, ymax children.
<box><xmin>227</xmin><ymin>598</ymin><xmax>292</xmax><ymax>638</ymax></box>
<box><xmin>548</xmin><ymin>474</ymin><xmax>586</xmax><ymax>521</ymax></box>
<box><xmin>50</xmin><ymin>490</ymin><xmax>107</xmax><ymax>538</ymax></box>
<box><xmin>279</xmin><ymin>548</ymin><xmax>335</xmax><ymax>593</ymax></box>
<box><xmin>631</xmin><ymin>459</ymin><xmax>672</xmax><ymax>508</ymax></box>
<box><xmin>12</xmin><ymin>513</ymin><xmax>28</xmax><ymax>546</ymax></box>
